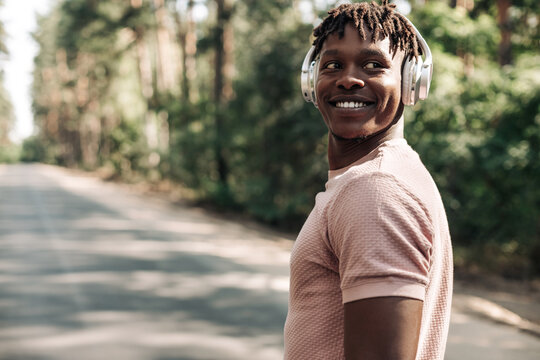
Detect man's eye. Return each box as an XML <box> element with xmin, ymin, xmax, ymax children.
<box><xmin>323</xmin><ymin>62</ymin><xmax>341</xmax><ymax>70</ymax></box>
<box><xmin>364</xmin><ymin>62</ymin><xmax>382</xmax><ymax>69</ymax></box>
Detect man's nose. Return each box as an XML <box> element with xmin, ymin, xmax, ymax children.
<box><xmin>336</xmin><ymin>68</ymin><xmax>365</xmax><ymax>90</ymax></box>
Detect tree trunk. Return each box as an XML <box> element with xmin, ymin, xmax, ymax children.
<box><xmin>175</xmin><ymin>0</ymin><xmax>198</xmax><ymax>103</ymax></box>
<box><xmin>497</xmin><ymin>0</ymin><xmax>512</xmax><ymax>66</ymax></box>
<box><xmin>153</xmin><ymin>0</ymin><xmax>177</xmax><ymax>93</ymax></box>
<box><xmin>410</xmin><ymin>0</ymin><xmax>427</xmax><ymax>8</ymax></box>
<box><xmin>75</xmin><ymin>52</ymin><xmax>100</xmax><ymax>169</ymax></box>
<box><xmin>452</xmin><ymin>1</ymin><xmax>474</xmax><ymax>10</ymax></box>
<box><xmin>54</xmin><ymin>48</ymin><xmax>80</xmax><ymax>166</ymax></box>
<box><xmin>135</xmin><ymin>35</ymin><xmax>154</xmax><ymax>100</ymax></box>
<box><xmin>0</xmin><ymin>92</ymin><xmax>13</xmax><ymax>146</ymax></box>
<box><xmin>132</xmin><ymin>19</ymin><xmax>159</xmax><ymax>152</ymax></box>
<box><xmin>214</xmin><ymin>0</ymin><xmax>234</xmax><ymax>187</ymax></box>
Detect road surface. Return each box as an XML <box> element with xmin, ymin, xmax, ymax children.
<box><xmin>0</xmin><ymin>164</ymin><xmax>539</xmax><ymax>360</ymax></box>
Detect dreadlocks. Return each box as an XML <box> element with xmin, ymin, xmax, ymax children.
<box><xmin>311</xmin><ymin>1</ymin><xmax>421</xmax><ymax>62</ymax></box>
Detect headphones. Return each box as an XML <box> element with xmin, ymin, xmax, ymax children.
<box><xmin>301</xmin><ymin>17</ymin><xmax>433</xmax><ymax>107</ymax></box>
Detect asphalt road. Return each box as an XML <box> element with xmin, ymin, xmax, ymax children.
<box><xmin>1</xmin><ymin>164</ymin><xmax>539</xmax><ymax>360</ymax></box>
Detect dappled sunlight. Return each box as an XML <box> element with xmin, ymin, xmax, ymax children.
<box><xmin>452</xmin><ymin>293</ymin><xmax>525</xmax><ymax>328</ymax></box>
<box><xmin>0</xmin><ymin>164</ymin><xmax>290</xmax><ymax>359</ymax></box>
<box><xmin>39</xmin><ymin>272</ymin><xmax>129</xmax><ymax>285</ymax></box>
<box><xmin>144</xmin><ymin>271</ymin><xmax>289</xmax><ymax>299</ymax></box>
<box><xmin>448</xmin><ymin>311</ymin><xmax>470</xmax><ymax>324</ymax></box>
<box><xmin>2</xmin><ymin>312</ymin><xmax>283</xmax><ymax>359</ymax></box>
<box><xmin>19</xmin><ymin>268</ymin><xmax>289</xmax><ymax>299</ymax></box>
<box><xmin>446</xmin><ymin>310</ymin><xmax>540</xmax><ymax>360</ymax></box>
<box><xmin>0</xmin><ymin>260</ymin><xmax>28</xmax><ymax>273</ymax></box>
<box><xmin>3</xmin><ymin>164</ymin><xmax>540</xmax><ymax>360</ymax></box>
<box><xmin>0</xmin><ymin>325</ymin><xmax>60</xmax><ymax>339</ymax></box>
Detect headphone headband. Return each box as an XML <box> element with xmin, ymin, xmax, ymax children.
<box><xmin>406</xmin><ymin>20</ymin><xmax>432</xmax><ymax>68</ymax></box>
<box><xmin>404</xmin><ymin>19</ymin><xmax>432</xmax><ymax>103</ymax></box>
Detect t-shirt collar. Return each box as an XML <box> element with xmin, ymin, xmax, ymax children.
<box><xmin>328</xmin><ymin>138</ymin><xmax>407</xmax><ymax>180</ymax></box>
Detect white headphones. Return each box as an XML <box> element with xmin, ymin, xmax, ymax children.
<box><xmin>301</xmin><ymin>17</ymin><xmax>433</xmax><ymax>107</ymax></box>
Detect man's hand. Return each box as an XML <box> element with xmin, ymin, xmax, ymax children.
<box><xmin>344</xmin><ymin>296</ymin><xmax>423</xmax><ymax>360</ymax></box>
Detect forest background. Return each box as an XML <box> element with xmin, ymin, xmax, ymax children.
<box><xmin>0</xmin><ymin>0</ymin><xmax>538</xmax><ymax>280</ymax></box>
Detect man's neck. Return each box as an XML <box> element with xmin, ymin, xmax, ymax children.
<box><xmin>327</xmin><ymin>116</ymin><xmax>404</xmax><ymax>170</ymax></box>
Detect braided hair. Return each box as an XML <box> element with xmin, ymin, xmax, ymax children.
<box><xmin>311</xmin><ymin>1</ymin><xmax>421</xmax><ymax>62</ymax></box>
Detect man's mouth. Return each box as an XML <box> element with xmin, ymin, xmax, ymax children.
<box><xmin>334</xmin><ymin>101</ymin><xmax>371</xmax><ymax>109</ymax></box>
<box><xmin>329</xmin><ymin>100</ymin><xmax>376</xmax><ymax>109</ymax></box>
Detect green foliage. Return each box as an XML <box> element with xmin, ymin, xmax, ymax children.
<box><xmin>0</xmin><ymin>1</ymin><xmax>14</xmax><ymax>148</ymax></box>
<box><xmin>32</xmin><ymin>0</ymin><xmax>153</xmax><ymax>172</ymax></box>
<box><xmin>456</xmin><ymin>60</ymin><xmax>540</xmax><ymax>270</ymax></box>
<box><xmin>0</xmin><ymin>0</ymin><xmax>7</xmax><ymax>55</ymax></box>
<box><xmin>20</xmin><ymin>136</ymin><xmax>52</xmax><ymax>163</ymax></box>
<box><xmin>222</xmin><ymin>5</ymin><xmax>328</xmax><ymax>226</ymax></box>
<box><xmin>0</xmin><ymin>144</ymin><xmax>20</xmax><ymax>163</ymax></box>
<box><xmin>411</xmin><ymin>2</ymin><xmax>499</xmax><ymax>58</ymax></box>
<box><xmin>28</xmin><ymin>0</ymin><xmax>540</xmax><ymax>278</ymax></box>
<box><xmin>163</xmin><ymin>98</ymin><xmax>217</xmax><ymax>190</ymax></box>
<box><xmin>104</xmin><ymin>119</ymin><xmax>150</xmax><ymax>178</ymax></box>
<box><xmin>406</xmin><ymin>40</ymin><xmax>540</xmax><ymax>277</ymax></box>
<box><xmin>472</xmin><ymin>0</ymin><xmax>540</xmax><ymax>59</ymax></box>
<box><xmin>0</xmin><ymin>72</ymin><xmax>14</xmax><ymax>146</ymax></box>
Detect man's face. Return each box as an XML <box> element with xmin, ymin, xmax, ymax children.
<box><xmin>315</xmin><ymin>23</ymin><xmax>405</xmax><ymax>140</ymax></box>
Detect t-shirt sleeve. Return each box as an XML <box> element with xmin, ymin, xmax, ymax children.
<box><xmin>327</xmin><ymin>172</ymin><xmax>434</xmax><ymax>304</ymax></box>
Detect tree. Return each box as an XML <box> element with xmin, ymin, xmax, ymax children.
<box><xmin>29</xmin><ymin>0</ymin><xmax>540</xmax><ymax>277</ymax></box>
<box><xmin>406</xmin><ymin>1</ymin><xmax>540</xmax><ymax>277</ymax></box>
<box><xmin>172</xmin><ymin>0</ymin><xmax>198</xmax><ymax>103</ymax></box>
<box><xmin>0</xmin><ymin>0</ymin><xmax>6</xmax><ymax>56</ymax></box>
<box><xmin>212</xmin><ymin>0</ymin><xmax>234</xmax><ymax>196</ymax></box>
<box><xmin>497</xmin><ymin>0</ymin><xmax>512</xmax><ymax>65</ymax></box>
<box><xmin>0</xmin><ymin>70</ymin><xmax>13</xmax><ymax>148</ymax></box>
<box><xmin>0</xmin><ymin>0</ymin><xmax>14</xmax><ymax>149</ymax></box>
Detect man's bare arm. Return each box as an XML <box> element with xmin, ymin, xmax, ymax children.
<box><xmin>344</xmin><ymin>296</ymin><xmax>423</xmax><ymax>360</ymax></box>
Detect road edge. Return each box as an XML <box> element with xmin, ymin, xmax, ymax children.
<box><xmin>452</xmin><ymin>293</ymin><xmax>540</xmax><ymax>338</ymax></box>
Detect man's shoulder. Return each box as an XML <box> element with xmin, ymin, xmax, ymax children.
<box><xmin>340</xmin><ymin>145</ymin><xmax>430</xmax><ymax>194</ymax></box>
<box><xmin>344</xmin><ymin>139</ymin><xmax>429</xmax><ymax>179</ymax></box>
<box><xmin>331</xmin><ymin>150</ymin><xmax>440</xmax><ymax>215</ymax></box>
<box><xmin>376</xmin><ymin>141</ymin><xmax>439</xmax><ymax>198</ymax></box>
<box><xmin>335</xmin><ymin>170</ymin><xmax>424</xmax><ymax>207</ymax></box>
<box><xmin>376</xmin><ymin>139</ymin><xmax>428</xmax><ymax>174</ymax></box>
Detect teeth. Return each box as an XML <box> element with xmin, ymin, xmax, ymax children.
<box><xmin>336</xmin><ymin>101</ymin><xmax>368</xmax><ymax>108</ymax></box>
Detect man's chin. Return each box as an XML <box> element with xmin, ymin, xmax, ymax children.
<box><xmin>330</xmin><ymin>130</ymin><xmax>369</xmax><ymax>142</ymax></box>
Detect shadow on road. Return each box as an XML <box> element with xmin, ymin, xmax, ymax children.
<box><xmin>0</xmin><ymin>164</ymin><xmax>289</xmax><ymax>360</ymax></box>
<box><xmin>2</xmin><ymin>164</ymin><xmax>540</xmax><ymax>360</ymax></box>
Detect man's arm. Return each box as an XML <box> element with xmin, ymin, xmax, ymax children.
<box><xmin>344</xmin><ymin>296</ymin><xmax>423</xmax><ymax>360</ymax></box>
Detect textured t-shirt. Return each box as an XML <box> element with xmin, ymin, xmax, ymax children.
<box><xmin>284</xmin><ymin>138</ymin><xmax>453</xmax><ymax>360</ymax></box>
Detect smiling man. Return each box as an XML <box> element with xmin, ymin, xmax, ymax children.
<box><xmin>284</xmin><ymin>2</ymin><xmax>453</xmax><ymax>360</ymax></box>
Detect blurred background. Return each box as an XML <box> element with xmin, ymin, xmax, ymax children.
<box><xmin>0</xmin><ymin>0</ymin><xmax>539</xmax><ymax>283</ymax></box>
<box><xmin>0</xmin><ymin>1</ymin><xmax>539</xmax><ymax>359</ymax></box>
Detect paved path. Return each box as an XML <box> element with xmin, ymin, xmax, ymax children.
<box><xmin>0</xmin><ymin>164</ymin><xmax>539</xmax><ymax>360</ymax></box>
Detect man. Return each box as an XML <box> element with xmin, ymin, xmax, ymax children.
<box><xmin>284</xmin><ymin>1</ymin><xmax>453</xmax><ymax>360</ymax></box>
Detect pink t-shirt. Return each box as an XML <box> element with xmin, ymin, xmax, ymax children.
<box><xmin>284</xmin><ymin>139</ymin><xmax>453</xmax><ymax>360</ymax></box>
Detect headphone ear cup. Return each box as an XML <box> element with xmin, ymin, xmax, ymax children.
<box><xmin>401</xmin><ymin>57</ymin><xmax>416</xmax><ymax>106</ymax></box>
<box><xmin>311</xmin><ymin>58</ymin><xmax>319</xmax><ymax>106</ymax></box>
<box><xmin>402</xmin><ymin>56</ymin><xmax>424</xmax><ymax>106</ymax></box>
<box><xmin>418</xmin><ymin>59</ymin><xmax>432</xmax><ymax>100</ymax></box>
<box><xmin>301</xmin><ymin>46</ymin><xmax>318</xmax><ymax>106</ymax></box>
<box><xmin>414</xmin><ymin>56</ymin><xmax>424</xmax><ymax>104</ymax></box>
